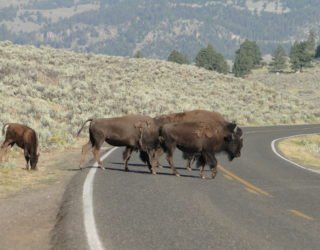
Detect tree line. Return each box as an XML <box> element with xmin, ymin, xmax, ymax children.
<box><xmin>135</xmin><ymin>30</ymin><xmax>320</xmax><ymax>77</ymax></box>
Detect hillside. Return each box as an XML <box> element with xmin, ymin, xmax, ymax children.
<box><xmin>248</xmin><ymin>65</ymin><xmax>320</xmax><ymax>106</ymax></box>
<box><xmin>0</xmin><ymin>0</ymin><xmax>319</xmax><ymax>59</ymax></box>
<box><xmin>0</xmin><ymin>41</ymin><xmax>319</xmax><ymax>148</ymax></box>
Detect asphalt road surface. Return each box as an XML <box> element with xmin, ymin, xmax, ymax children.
<box><xmin>53</xmin><ymin>125</ymin><xmax>320</xmax><ymax>250</ymax></box>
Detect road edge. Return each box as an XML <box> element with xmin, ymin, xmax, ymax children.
<box><xmin>271</xmin><ymin>133</ymin><xmax>320</xmax><ymax>174</ymax></box>
<box><xmin>51</xmin><ymin>148</ymin><xmax>112</xmax><ymax>250</ymax></box>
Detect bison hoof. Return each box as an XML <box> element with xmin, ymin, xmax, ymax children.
<box><xmin>175</xmin><ymin>173</ymin><xmax>180</xmax><ymax>177</ymax></box>
<box><xmin>125</xmin><ymin>168</ymin><xmax>129</xmax><ymax>172</ymax></box>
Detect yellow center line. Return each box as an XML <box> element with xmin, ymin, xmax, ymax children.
<box><xmin>223</xmin><ymin>174</ymin><xmax>233</xmax><ymax>180</ymax></box>
<box><xmin>245</xmin><ymin>187</ymin><xmax>259</xmax><ymax>195</ymax></box>
<box><xmin>288</xmin><ymin>209</ymin><xmax>314</xmax><ymax>221</ymax></box>
<box><xmin>218</xmin><ymin>165</ymin><xmax>272</xmax><ymax>197</ymax></box>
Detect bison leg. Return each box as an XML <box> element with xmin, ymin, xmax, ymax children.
<box><xmin>166</xmin><ymin>150</ymin><xmax>180</xmax><ymax>177</ymax></box>
<box><xmin>147</xmin><ymin>149</ymin><xmax>159</xmax><ymax>175</ymax></box>
<box><xmin>92</xmin><ymin>146</ymin><xmax>104</xmax><ymax>169</ymax></box>
<box><xmin>210</xmin><ymin>158</ymin><xmax>218</xmax><ymax>179</ymax></box>
<box><xmin>186</xmin><ymin>156</ymin><xmax>195</xmax><ymax>171</ymax></box>
<box><xmin>123</xmin><ymin>147</ymin><xmax>133</xmax><ymax>171</ymax></box>
<box><xmin>79</xmin><ymin>141</ymin><xmax>92</xmax><ymax>169</ymax></box>
<box><xmin>197</xmin><ymin>155</ymin><xmax>206</xmax><ymax>179</ymax></box>
<box><xmin>205</xmin><ymin>153</ymin><xmax>218</xmax><ymax>179</ymax></box>
<box><xmin>24</xmin><ymin>148</ymin><xmax>30</xmax><ymax>170</ymax></box>
<box><xmin>139</xmin><ymin>150</ymin><xmax>153</xmax><ymax>172</ymax></box>
<box><xmin>154</xmin><ymin>147</ymin><xmax>164</xmax><ymax>168</ymax></box>
<box><xmin>0</xmin><ymin>140</ymin><xmax>13</xmax><ymax>162</ymax></box>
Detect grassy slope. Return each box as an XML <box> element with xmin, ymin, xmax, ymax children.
<box><xmin>278</xmin><ymin>135</ymin><xmax>320</xmax><ymax>170</ymax></box>
<box><xmin>248</xmin><ymin>65</ymin><xmax>320</xmax><ymax>106</ymax></box>
<box><xmin>0</xmin><ymin>41</ymin><xmax>319</xmax><ymax>150</ymax></box>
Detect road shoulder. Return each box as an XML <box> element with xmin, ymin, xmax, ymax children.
<box><xmin>0</xmin><ymin>148</ymin><xmax>82</xmax><ymax>250</ymax></box>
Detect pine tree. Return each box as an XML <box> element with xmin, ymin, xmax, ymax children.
<box><xmin>233</xmin><ymin>48</ymin><xmax>252</xmax><ymax>77</ymax></box>
<box><xmin>167</xmin><ymin>50</ymin><xmax>190</xmax><ymax>64</ymax></box>
<box><xmin>290</xmin><ymin>40</ymin><xmax>313</xmax><ymax>72</ymax></box>
<box><xmin>306</xmin><ymin>30</ymin><xmax>316</xmax><ymax>58</ymax></box>
<box><xmin>195</xmin><ymin>44</ymin><xmax>229</xmax><ymax>74</ymax></box>
<box><xmin>269</xmin><ymin>45</ymin><xmax>286</xmax><ymax>73</ymax></box>
<box><xmin>316</xmin><ymin>44</ymin><xmax>320</xmax><ymax>59</ymax></box>
<box><xmin>290</xmin><ymin>42</ymin><xmax>301</xmax><ymax>72</ymax></box>
<box><xmin>134</xmin><ymin>51</ymin><xmax>144</xmax><ymax>58</ymax></box>
<box><xmin>232</xmin><ymin>40</ymin><xmax>262</xmax><ymax>77</ymax></box>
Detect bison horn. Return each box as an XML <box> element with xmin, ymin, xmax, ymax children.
<box><xmin>233</xmin><ymin>125</ymin><xmax>238</xmax><ymax>134</ymax></box>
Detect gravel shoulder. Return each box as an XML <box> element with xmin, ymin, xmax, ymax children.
<box><xmin>0</xmin><ymin>145</ymin><xmax>84</xmax><ymax>250</ymax></box>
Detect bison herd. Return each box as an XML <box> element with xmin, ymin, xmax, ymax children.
<box><xmin>0</xmin><ymin>109</ymin><xmax>243</xmax><ymax>179</ymax></box>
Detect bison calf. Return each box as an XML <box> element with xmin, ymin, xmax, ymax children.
<box><xmin>0</xmin><ymin>123</ymin><xmax>40</xmax><ymax>170</ymax></box>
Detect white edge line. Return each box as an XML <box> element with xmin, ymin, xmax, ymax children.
<box><xmin>83</xmin><ymin>147</ymin><xmax>119</xmax><ymax>250</ymax></box>
<box><xmin>271</xmin><ymin>133</ymin><xmax>320</xmax><ymax>174</ymax></box>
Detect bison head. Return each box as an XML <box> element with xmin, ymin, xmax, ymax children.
<box><xmin>224</xmin><ymin>123</ymin><xmax>243</xmax><ymax>161</ymax></box>
<box><xmin>30</xmin><ymin>153</ymin><xmax>40</xmax><ymax>170</ymax></box>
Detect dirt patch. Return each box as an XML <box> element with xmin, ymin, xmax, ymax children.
<box><xmin>278</xmin><ymin>135</ymin><xmax>320</xmax><ymax>171</ymax></box>
<box><xmin>0</xmin><ymin>142</ymin><xmax>85</xmax><ymax>250</ymax></box>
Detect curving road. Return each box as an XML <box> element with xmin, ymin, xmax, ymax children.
<box><xmin>53</xmin><ymin>125</ymin><xmax>320</xmax><ymax>250</ymax></box>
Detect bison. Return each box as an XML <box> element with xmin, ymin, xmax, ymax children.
<box><xmin>0</xmin><ymin>123</ymin><xmax>40</xmax><ymax>170</ymax></box>
<box><xmin>151</xmin><ymin>110</ymin><xmax>228</xmax><ymax>171</ymax></box>
<box><xmin>159</xmin><ymin>121</ymin><xmax>243</xmax><ymax>178</ymax></box>
<box><xmin>77</xmin><ymin>115</ymin><xmax>159</xmax><ymax>173</ymax></box>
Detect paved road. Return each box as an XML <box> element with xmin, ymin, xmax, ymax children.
<box><xmin>53</xmin><ymin>125</ymin><xmax>320</xmax><ymax>250</ymax></box>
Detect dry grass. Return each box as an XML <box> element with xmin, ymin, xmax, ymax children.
<box><xmin>248</xmin><ymin>65</ymin><xmax>320</xmax><ymax>106</ymax></box>
<box><xmin>0</xmin><ymin>41</ymin><xmax>319</xmax><ymax>151</ymax></box>
<box><xmin>0</xmin><ymin>139</ymin><xmax>86</xmax><ymax>198</ymax></box>
<box><xmin>278</xmin><ymin>135</ymin><xmax>320</xmax><ymax>171</ymax></box>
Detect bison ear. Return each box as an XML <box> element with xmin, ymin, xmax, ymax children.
<box><xmin>226</xmin><ymin>122</ymin><xmax>237</xmax><ymax>132</ymax></box>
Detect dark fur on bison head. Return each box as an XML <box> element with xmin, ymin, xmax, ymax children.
<box><xmin>224</xmin><ymin>122</ymin><xmax>243</xmax><ymax>161</ymax></box>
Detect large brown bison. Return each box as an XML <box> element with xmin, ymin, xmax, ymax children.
<box><xmin>77</xmin><ymin>115</ymin><xmax>159</xmax><ymax>173</ymax></box>
<box><xmin>151</xmin><ymin>110</ymin><xmax>227</xmax><ymax>171</ymax></box>
<box><xmin>159</xmin><ymin>121</ymin><xmax>243</xmax><ymax>178</ymax></box>
<box><xmin>0</xmin><ymin>123</ymin><xmax>40</xmax><ymax>170</ymax></box>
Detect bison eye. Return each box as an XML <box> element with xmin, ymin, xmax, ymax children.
<box><xmin>224</xmin><ymin>136</ymin><xmax>232</xmax><ymax>142</ymax></box>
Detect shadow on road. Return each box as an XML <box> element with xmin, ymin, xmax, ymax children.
<box><xmin>104</xmin><ymin>163</ymin><xmax>201</xmax><ymax>179</ymax></box>
<box><xmin>110</xmin><ymin>161</ymin><xmax>196</xmax><ymax>171</ymax></box>
<box><xmin>65</xmin><ymin>166</ymin><xmax>102</xmax><ymax>171</ymax></box>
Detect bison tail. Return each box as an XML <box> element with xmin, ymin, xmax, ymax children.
<box><xmin>139</xmin><ymin>151</ymin><xmax>149</xmax><ymax>163</ymax></box>
<box><xmin>76</xmin><ymin>119</ymin><xmax>93</xmax><ymax>137</ymax></box>
<box><xmin>2</xmin><ymin>123</ymin><xmax>9</xmax><ymax>136</ymax></box>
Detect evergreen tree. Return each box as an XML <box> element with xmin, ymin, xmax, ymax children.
<box><xmin>232</xmin><ymin>48</ymin><xmax>252</xmax><ymax>77</ymax></box>
<box><xmin>290</xmin><ymin>41</ymin><xmax>313</xmax><ymax>72</ymax></box>
<box><xmin>134</xmin><ymin>50</ymin><xmax>144</xmax><ymax>58</ymax></box>
<box><xmin>232</xmin><ymin>40</ymin><xmax>262</xmax><ymax>77</ymax></box>
<box><xmin>269</xmin><ymin>45</ymin><xmax>287</xmax><ymax>73</ymax></box>
<box><xmin>316</xmin><ymin>44</ymin><xmax>320</xmax><ymax>59</ymax></box>
<box><xmin>306</xmin><ymin>30</ymin><xmax>316</xmax><ymax>58</ymax></box>
<box><xmin>195</xmin><ymin>44</ymin><xmax>229</xmax><ymax>74</ymax></box>
<box><xmin>167</xmin><ymin>50</ymin><xmax>190</xmax><ymax>64</ymax></box>
<box><xmin>290</xmin><ymin>42</ymin><xmax>301</xmax><ymax>72</ymax></box>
